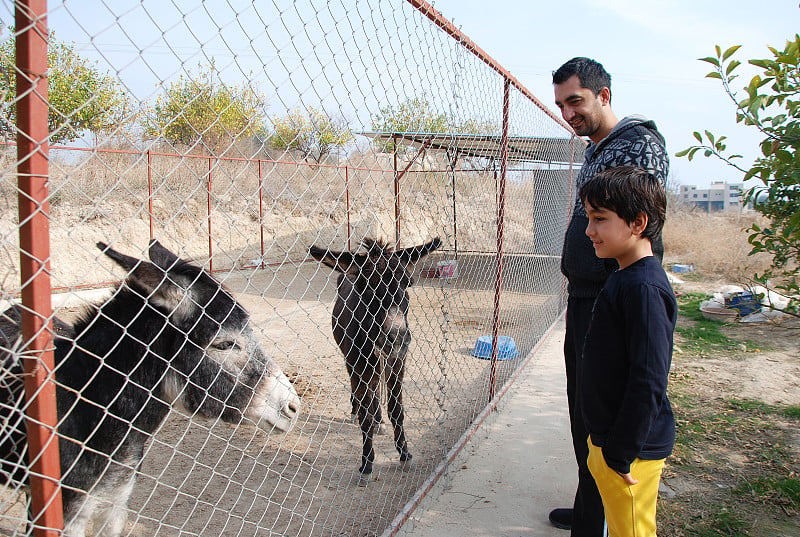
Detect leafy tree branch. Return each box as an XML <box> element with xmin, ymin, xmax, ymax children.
<box><xmin>677</xmin><ymin>36</ymin><xmax>800</xmax><ymax>299</ymax></box>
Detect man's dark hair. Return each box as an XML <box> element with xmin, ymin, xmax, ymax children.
<box><xmin>552</xmin><ymin>57</ymin><xmax>611</xmax><ymax>97</ymax></box>
<box><xmin>580</xmin><ymin>166</ymin><xmax>667</xmax><ymax>241</ymax></box>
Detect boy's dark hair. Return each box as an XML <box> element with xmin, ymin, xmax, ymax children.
<box><xmin>552</xmin><ymin>57</ymin><xmax>611</xmax><ymax>98</ymax></box>
<box><xmin>580</xmin><ymin>166</ymin><xmax>667</xmax><ymax>242</ymax></box>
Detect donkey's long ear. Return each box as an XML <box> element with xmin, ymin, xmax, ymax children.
<box><xmin>147</xmin><ymin>239</ymin><xmax>183</xmax><ymax>271</ymax></box>
<box><xmin>398</xmin><ymin>237</ymin><xmax>442</xmax><ymax>264</ymax></box>
<box><xmin>97</xmin><ymin>241</ymin><xmax>143</xmax><ymax>271</ymax></box>
<box><xmin>98</xmin><ymin>242</ymin><xmax>189</xmax><ymax>315</ymax></box>
<box><xmin>309</xmin><ymin>245</ymin><xmax>361</xmax><ymax>273</ymax></box>
<box><xmin>98</xmin><ymin>242</ymin><xmax>167</xmax><ymax>293</ymax></box>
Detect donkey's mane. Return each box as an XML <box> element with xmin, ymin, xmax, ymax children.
<box><xmin>360</xmin><ymin>237</ymin><xmax>393</xmax><ymax>255</ymax></box>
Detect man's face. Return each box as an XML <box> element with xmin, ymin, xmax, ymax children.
<box><xmin>554</xmin><ymin>74</ymin><xmax>605</xmax><ymax>138</ymax></box>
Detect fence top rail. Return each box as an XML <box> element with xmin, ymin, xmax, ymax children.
<box><xmin>359</xmin><ymin>131</ymin><xmax>583</xmax><ymax>163</ymax></box>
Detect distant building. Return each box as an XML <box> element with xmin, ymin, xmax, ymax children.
<box><xmin>679</xmin><ymin>181</ymin><xmax>745</xmax><ymax>212</ymax></box>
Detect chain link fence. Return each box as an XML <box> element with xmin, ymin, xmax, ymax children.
<box><xmin>0</xmin><ymin>1</ymin><xmax>583</xmax><ymax>535</ymax></box>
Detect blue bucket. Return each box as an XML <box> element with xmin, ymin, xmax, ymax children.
<box><xmin>472</xmin><ymin>335</ymin><xmax>519</xmax><ymax>360</ymax></box>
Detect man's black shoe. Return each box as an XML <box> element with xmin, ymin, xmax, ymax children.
<box><xmin>548</xmin><ymin>508</ymin><xmax>572</xmax><ymax>530</ymax></box>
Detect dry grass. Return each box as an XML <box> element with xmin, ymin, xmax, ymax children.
<box><xmin>663</xmin><ymin>200</ymin><xmax>774</xmax><ymax>282</ymax></box>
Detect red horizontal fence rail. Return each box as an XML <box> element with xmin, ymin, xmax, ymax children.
<box><xmin>3</xmin><ymin>139</ymin><xmax>565</xmax><ymax>291</ymax></box>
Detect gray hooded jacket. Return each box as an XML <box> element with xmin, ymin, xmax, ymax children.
<box><xmin>561</xmin><ymin>115</ymin><xmax>670</xmax><ymax>298</ymax></box>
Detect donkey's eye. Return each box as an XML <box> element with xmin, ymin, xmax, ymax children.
<box><xmin>212</xmin><ymin>340</ymin><xmax>238</xmax><ymax>351</ymax></box>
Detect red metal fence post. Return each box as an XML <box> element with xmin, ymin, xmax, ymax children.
<box><xmin>147</xmin><ymin>149</ymin><xmax>154</xmax><ymax>241</ymax></box>
<box><xmin>15</xmin><ymin>1</ymin><xmax>65</xmax><ymax>535</ymax></box>
<box><xmin>393</xmin><ymin>135</ymin><xmax>400</xmax><ymax>247</ymax></box>
<box><xmin>345</xmin><ymin>165</ymin><xmax>352</xmax><ymax>251</ymax></box>
<box><xmin>258</xmin><ymin>159</ymin><xmax>265</xmax><ymax>263</ymax></box>
<box><xmin>207</xmin><ymin>156</ymin><xmax>213</xmax><ymax>272</ymax></box>
<box><xmin>489</xmin><ymin>79</ymin><xmax>511</xmax><ymax>402</ymax></box>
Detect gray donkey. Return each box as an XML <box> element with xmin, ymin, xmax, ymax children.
<box><xmin>0</xmin><ymin>240</ymin><xmax>300</xmax><ymax>536</ymax></box>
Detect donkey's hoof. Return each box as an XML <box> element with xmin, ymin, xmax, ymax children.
<box><xmin>400</xmin><ymin>453</ymin><xmax>414</xmax><ymax>470</ymax></box>
<box><xmin>357</xmin><ymin>472</ymin><xmax>372</xmax><ymax>487</ymax></box>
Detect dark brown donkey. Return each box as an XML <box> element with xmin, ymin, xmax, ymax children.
<box><xmin>310</xmin><ymin>237</ymin><xmax>441</xmax><ymax>483</ymax></box>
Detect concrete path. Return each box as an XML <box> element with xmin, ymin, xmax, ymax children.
<box><xmin>399</xmin><ymin>319</ymin><xmax>575</xmax><ymax>537</ymax></box>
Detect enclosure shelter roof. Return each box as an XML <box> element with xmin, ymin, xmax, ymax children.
<box><xmin>359</xmin><ymin>131</ymin><xmax>583</xmax><ymax>163</ymax></box>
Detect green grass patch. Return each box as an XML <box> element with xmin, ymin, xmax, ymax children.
<box><xmin>727</xmin><ymin>398</ymin><xmax>776</xmax><ymax>414</ymax></box>
<box><xmin>686</xmin><ymin>506</ymin><xmax>750</xmax><ymax>537</ymax></box>
<box><xmin>734</xmin><ymin>476</ymin><xmax>800</xmax><ymax>509</ymax></box>
<box><xmin>783</xmin><ymin>406</ymin><xmax>800</xmax><ymax>419</ymax></box>
<box><xmin>675</xmin><ymin>293</ymin><xmax>766</xmax><ymax>355</ymax></box>
<box><xmin>677</xmin><ymin>292</ymin><xmax>713</xmax><ymax>322</ymax></box>
<box><xmin>676</xmin><ymin>293</ymin><xmax>735</xmax><ymax>355</ymax></box>
<box><xmin>728</xmin><ymin>398</ymin><xmax>800</xmax><ymax>421</ymax></box>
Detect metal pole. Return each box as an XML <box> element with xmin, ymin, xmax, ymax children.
<box><xmin>489</xmin><ymin>79</ymin><xmax>511</xmax><ymax>402</ymax></box>
<box><xmin>207</xmin><ymin>156</ymin><xmax>213</xmax><ymax>272</ymax></box>
<box><xmin>147</xmin><ymin>149</ymin><xmax>153</xmax><ymax>240</ymax></box>
<box><xmin>15</xmin><ymin>2</ymin><xmax>65</xmax><ymax>534</ymax></box>
<box><xmin>448</xmin><ymin>149</ymin><xmax>458</xmax><ymax>260</ymax></box>
<box><xmin>345</xmin><ymin>165</ymin><xmax>352</xmax><ymax>251</ymax></box>
<box><xmin>258</xmin><ymin>159</ymin><xmax>265</xmax><ymax>263</ymax></box>
<box><xmin>393</xmin><ymin>134</ymin><xmax>400</xmax><ymax>247</ymax></box>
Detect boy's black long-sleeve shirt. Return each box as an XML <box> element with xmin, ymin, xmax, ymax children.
<box><xmin>580</xmin><ymin>255</ymin><xmax>677</xmax><ymax>474</ymax></box>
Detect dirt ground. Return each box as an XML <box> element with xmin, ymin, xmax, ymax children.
<box><xmin>661</xmin><ymin>277</ymin><xmax>800</xmax><ymax>535</ymax></box>
<box><xmin>670</xmin><ymin>278</ymin><xmax>800</xmax><ymax>406</ymax></box>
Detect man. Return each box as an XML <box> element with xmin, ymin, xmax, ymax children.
<box><xmin>549</xmin><ymin>57</ymin><xmax>670</xmax><ymax>536</ymax></box>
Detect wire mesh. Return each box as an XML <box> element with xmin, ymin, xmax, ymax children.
<box><xmin>0</xmin><ymin>1</ymin><xmax>583</xmax><ymax>535</ymax></box>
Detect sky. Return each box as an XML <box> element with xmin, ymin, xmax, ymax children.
<box><xmin>4</xmin><ymin>0</ymin><xmax>799</xmax><ymax>188</ymax></box>
<box><xmin>428</xmin><ymin>0</ymin><xmax>800</xmax><ymax>188</ymax></box>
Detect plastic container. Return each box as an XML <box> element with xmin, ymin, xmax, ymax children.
<box><xmin>471</xmin><ymin>335</ymin><xmax>519</xmax><ymax>360</ymax></box>
<box><xmin>725</xmin><ymin>292</ymin><xmax>762</xmax><ymax>317</ymax></box>
<box><xmin>671</xmin><ymin>264</ymin><xmax>694</xmax><ymax>273</ymax></box>
<box><xmin>436</xmin><ymin>260</ymin><xmax>458</xmax><ymax>278</ymax></box>
<box><xmin>700</xmin><ymin>306</ymin><xmax>738</xmax><ymax>322</ymax></box>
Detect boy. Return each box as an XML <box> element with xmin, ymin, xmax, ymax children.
<box><xmin>579</xmin><ymin>166</ymin><xmax>677</xmax><ymax>537</ymax></box>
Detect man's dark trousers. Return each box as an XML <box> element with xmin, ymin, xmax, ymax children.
<box><xmin>565</xmin><ymin>295</ymin><xmax>606</xmax><ymax>536</ymax></box>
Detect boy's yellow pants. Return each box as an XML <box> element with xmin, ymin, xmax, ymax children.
<box><xmin>587</xmin><ymin>440</ymin><xmax>665</xmax><ymax>537</ymax></box>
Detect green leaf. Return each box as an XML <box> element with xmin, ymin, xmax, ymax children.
<box><xmin>749</xmin><ymin>59</ymin><xmax>774</xmax><ymax>69</ymax></box>
<box><xmin>699</xmin><ymin>56</ymin><xmax>721</xmax><ymax>67</ymax></box>
<box><xmin>706</xmin><ymin>72</ymin><xmax>723</xmax><ymax>80</ymax></box>
<box><xmin>693</xmin><ymin>131</ymin><xmax>703</xmax><ymax>142</ymax></box>
<box><xmin>722</xmin><ymin>45</ymin><xmax>742</xmax><ymax>61</ymax></box>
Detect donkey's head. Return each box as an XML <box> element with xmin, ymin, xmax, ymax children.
<box><xmin>310</xmin><ymin>237</ymin><xmax>441</xmax><ymax>358</ymax></box>
<box><xmin>98</xmin><ymin>240</ymin><xmax>300</xmax><ymax>432</ymax></box>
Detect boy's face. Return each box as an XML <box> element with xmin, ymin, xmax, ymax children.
<box><xmin>584</xmin><ymin>200</ymin><xmax>647</xmax><ymax>268</ymax></box>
